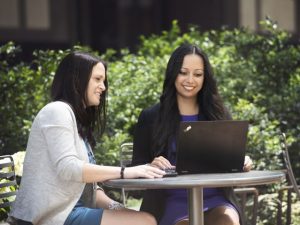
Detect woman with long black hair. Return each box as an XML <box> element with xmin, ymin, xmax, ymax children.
<box><xmin>132</xmin><ymin>43</ymin><xmax>252</xmax><ymax>225</ymax></box>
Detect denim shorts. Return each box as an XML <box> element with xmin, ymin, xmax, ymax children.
<box><xmin>64</xmin><ymin>206</ymin><xmax>104</xmax><ymax>225</ymax></box>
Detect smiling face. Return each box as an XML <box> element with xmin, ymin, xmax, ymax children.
<box><xmin>175</xmin><ymin>54</ymin><xmax>204</xmax><ymax>102</ymax></box>
<box><xmin>86</xmin><ymin>62</ymin><xmax>106</xmax><ymax>107</ymax></box>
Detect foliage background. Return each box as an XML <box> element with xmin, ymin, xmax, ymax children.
<box><xmin>1</xmin><ymin>19</ymin><xmax>299</xmax><ymax>224</ymax></box>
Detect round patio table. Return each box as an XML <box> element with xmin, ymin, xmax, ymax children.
<box><xmin>104</xmin><ymin>170</ymin><xmax>285</xmax><ymax>225</ymax></box>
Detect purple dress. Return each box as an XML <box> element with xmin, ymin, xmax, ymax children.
<box><xmin>159</xmin><ymin>115</ymin><xmax>235</xmax><ymax>225</ymax></box>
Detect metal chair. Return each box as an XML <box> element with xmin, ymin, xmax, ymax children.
<box><xmin>0</xmin><ymin>155</ymin><xmax>18</xmax><ymax>209</ymax></box>
<box><xmin>120</xmin><ymin>142</ymin><xmax>142</xmax><ymax>206</ymax></box>
<box><xmin>120</xmin><ymin>143</ymin><xmax>134</xmax><ymax>169</ymax></box>
<box><xmin>277</xmin><ymin>133</ymin><xmax>300</xmax><ymax>225</ymax></box>
<box><xmin>234</xmin><ymin>187</ymin><xmax>259</xmax><ymax>225</ymax></box>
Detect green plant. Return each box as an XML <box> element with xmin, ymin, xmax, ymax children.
<box><xmin>1</xmin><ymin>19</ymin><xmax>299</xmax><ymax>223</ymax></box>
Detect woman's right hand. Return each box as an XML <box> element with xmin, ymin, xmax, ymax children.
<box><xmin>124</xmin><ymin>164</ymin><xmax>166</xmax><ymax>179</ymax></box>
<box><xmin>150</xmin><ymin>156</ymin><xmax>175</xmax><ymax>170</ymax></box>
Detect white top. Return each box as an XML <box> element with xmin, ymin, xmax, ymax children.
<box><xmin>10</xmin><ymin>101</ymin><xmax>89</xmax><ymax>224</ymax></box>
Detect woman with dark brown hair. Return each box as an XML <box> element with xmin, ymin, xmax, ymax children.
<box><xmin>10</xmin><ymin>52</ymin><xmax>165</xmax><ymax>225</ymax></box>
<box><xmin>132</xmin><ymin>43</ymin><xmax>252</xmax><ymax>225</ymax></box>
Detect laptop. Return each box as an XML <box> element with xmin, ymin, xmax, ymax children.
<box><xmin>175</xmin><ymin>120</ymin><xmax>249</xmax><ymax>175</ymax></box>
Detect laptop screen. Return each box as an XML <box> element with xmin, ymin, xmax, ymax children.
<box><xmin>176</xmin><ymin>120</ymin><xmax>249</xmax><ymax>174</ymax></box>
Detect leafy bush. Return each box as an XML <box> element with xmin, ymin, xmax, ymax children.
<box><xmin>257</xmin><ymin>192</ymin><xmax>300</xmax><ymax>225</ymax></box>
<box><xmin>1</xmin><ymin>19</ymin><xmax>300</xmax><ymax>223</ymax></box>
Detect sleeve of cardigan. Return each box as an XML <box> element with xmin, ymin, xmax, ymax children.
<box><xmin>131</xmin><ymin>109</ymin><xmax>153</xmax><ymax>166</ymax></box>
<box><xmin>39</xmin><ymin>102</ymin><xmax>84</xmax><ymax>182</ymax></box>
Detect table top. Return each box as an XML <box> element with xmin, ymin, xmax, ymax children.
<box><xmin>104</xmin><ymin>170</ymin><xmax>285</xmax><ymax>189</ymax></box>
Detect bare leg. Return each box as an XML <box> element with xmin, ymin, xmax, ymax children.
<box><xmin>101</xmin><ymin>208</ymin><xmax>157</xmax><ymax>225</ymax></box>
<box><xmin>174</xmin><ymin>218</ymin><xmax>189</xmax><ymax>225</ymax></box>
<box><xmin>204</xmin><ymin>206</ymin><xmax>240</xmax><ymax>225</ymax></box>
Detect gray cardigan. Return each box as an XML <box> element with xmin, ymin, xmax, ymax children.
<box><xmin>10</xmin><ymin>101</ymin><xmax>90</xmax><ymax>224</ymax></box>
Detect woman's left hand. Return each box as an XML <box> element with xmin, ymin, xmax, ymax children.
<box><xmin>243</xmin><ymin>155</ymin><xmax>253</xmax><ymax>172</ymax></box>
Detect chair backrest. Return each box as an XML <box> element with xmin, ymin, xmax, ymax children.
<box><xmin>280</xmin><ymin>133</ymin><xmax>300</xmax><ymax>199</ymax></box>
<box><xmin>120</xmin><ymin>143</ymin><xmax>133</xmax><ymax>167</ymax></box>
<box><xmin>0</xmin><ymin>155</ymin><xmax>18</xmax><ymax>208</ymax></box>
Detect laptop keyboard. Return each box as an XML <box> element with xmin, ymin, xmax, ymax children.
<box><xmin>163</xmin><ymin>168</ymin><xmax>178</xmax><ymax>177</ymax></box>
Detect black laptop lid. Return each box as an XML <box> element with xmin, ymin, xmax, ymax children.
<box><xmin>176</xmin><ymin>120</ymin><xmax>249</xmax><ymax>174</ymax></box>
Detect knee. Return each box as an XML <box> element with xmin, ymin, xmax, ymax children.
<box><xmin>141</xmin><ymin>212</ymin><xmax>157</xmax><ymax>225</ymax></box>
<box><xmin>215</xmin><ymin>213</ymin><xmax>240</xmax><ymax>225</ymax></box>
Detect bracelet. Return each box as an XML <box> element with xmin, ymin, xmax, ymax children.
<box><xmin>108</xmin><ymin>201</ymin><xmax>125</xmax><ymax>210</ymax></box>
<box><xmin>120</xmin><ymin>166</ymin><xmax>125</xmax><ymax>179</ymax></box>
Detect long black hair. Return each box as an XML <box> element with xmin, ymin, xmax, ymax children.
<box><xmin>153</xmin><ymin>43</ymin><xmax>227</xmax><ymax>155</ymax></box>
<box><xmin>51</xmin><ymin>52</ymin><xmax>108</xmax><ymax>147</ymax></box>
